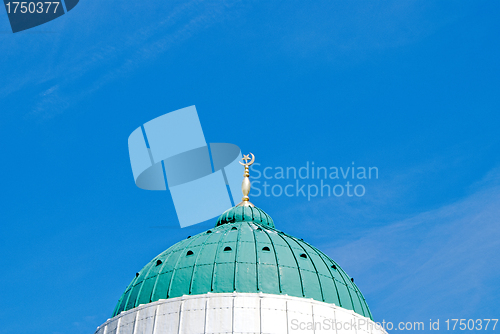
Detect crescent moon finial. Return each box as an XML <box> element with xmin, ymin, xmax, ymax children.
<box><xmin>248</xmin><ymin>153</ymin><xmax>255</xmax><ymax>165</ymax></box>
<box><xmin>239</xmin><ymin>153</ymin><xmax>255</xmax><ymax>167</ymax></box>
<box><xmin>236</xmin><ymin>152</ymin><xmax>256</xmax><ymax>207</ymax></box>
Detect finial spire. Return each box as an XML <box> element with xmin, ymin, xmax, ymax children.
<box><xmin>237</xmin><ymin>153</ymin><xmax>255</xmax><ymax>207</ymax></box>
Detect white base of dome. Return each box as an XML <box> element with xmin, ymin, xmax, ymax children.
<box><xmin>95</xmin><ymin>292</ymin><xmax>387</xmax><ymax>334</ymax></box>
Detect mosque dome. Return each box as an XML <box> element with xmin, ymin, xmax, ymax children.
<box><xmin>112</xmin><ymin>205</ymin><xmax>372</xmax><ymax>320</ymax></box>
<box><xmin>95</xmin><ymin>153</ymin><xmax>386</xmax><ymax>334</ymax></box>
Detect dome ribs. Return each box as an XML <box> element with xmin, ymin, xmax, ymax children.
<box><xmin>231</xmin><ymin>221</ymin><xmax>243</xmax><ymax>292</ymax></box>
<box><xmin>165</xmin><ymin>234</ymin><xmax>200</xmax><ymax>299</ymax></box>
<box><xmin>132</xmin><ymin>257</ymin><xmax>162</xmax><ymax>309</ymax></box>
<box><xmin>308</xmin><ymin>245</ymin><xmax>366</xmax><ymax>317</ymax></box>
<box><xmin>147</xmin><ymin>242</ymin><xmax>182</xmax><ymax>306</ymax></box>
<box><xmin>287</xmin><ymin>235</ymin><xmax>325</xmax><ymax>303</ymax></box>
<box><xmin>274</xmin><ymin>231</ymin><xmax>305</xmax><ymax>298</ymax></box>
<box><xmin>258</xmin><ymin>226</ymin><xmax>283</xmax><ymax>293</ymax></box>
<box><xmin>112</xmin><ymin>206</ymin><xmax>373</xmax><ymax>320</ymax></box>
<box><xmin>188</xmin><ymin>227</ymin><xmax>217</xmax><ymax>295</ymax></box>
<box><xmin>251</xmin><ymin>222</ymin><xmax>260</xmax><ymax>291</ymax></box>
<box><xmin>122</xmin><ymin>260</ymin><xmax>155</xmax><ymax>313</ymax></box>
<box><xmin>210</xmin><ymin>224</ymin><xmax>234</xmax><ymax>293</ymax></box>
<box><xmin>305</xmin><ymin>244</ymin><xmax>343</xmax><ymax>308</ymax></box>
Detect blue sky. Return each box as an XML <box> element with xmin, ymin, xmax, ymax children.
<box><xmin>0</xmin><ymin>1</ymin><xmax>499</xmax><ymax>333</ymax></box>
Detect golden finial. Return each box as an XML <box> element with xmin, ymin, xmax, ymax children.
<box><xmin>237</xmin><ymin>153</ymin><xmax>255</xmax><ymax>207</ymax></box>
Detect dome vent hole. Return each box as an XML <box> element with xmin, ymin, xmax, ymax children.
<box><xmin>231</xmin><ymin>227</ymin><xmax>237</xmax><ymax>230</ymax></box>
<box><xmin>262</xmin><ymin>247</ymin><xmax>270</xmax><ymax>251</ymax></box>
<box><xmin>331</xmin><ymin>264</ymin><xmax>337</xmax><ymax>270</ymax></box>
<box><xmin>186</xmin><ymin>250</ymin><xmax>194</xmax><ymax>256</ymax></box>
<box><xmin>206</xmin><ymin>230</ymin><xmax>212</xmax><ymax>234</ymax></box>
<box><xmin>156</xmin><ymin>260</ymin><xmax>162</xmax><ymax>266</ymax></box>
<box><xmin>223</xmin><ymin>246</ymin><xmax>232</xmax><ymax>252</ymax></box>
<box><xmin>300</xmin><ymin>253</ymin><xmax>307</xmax><ymax>259</ymax></box>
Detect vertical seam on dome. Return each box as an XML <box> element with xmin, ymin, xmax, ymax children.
<box><xmin>254</xmin><ymin>207</ymin><xmax>260</xmax><ymax>223</ymax></box>
<box><xmin>337</xmin><ymin>266</ymin><xmax>362</xmax><ymax>315</ymax></box>
<box><xmin>216</xmin><ymin>211</ymin><xmax>225</xmax><ymax>226</ymax></box>
<box><xmin>113</xmin><ymin>278</ymin><xmax>137</xmax><ymax>316</ymax></box>
<box><xmin>121</xmin><ymin>277</ymin><xmax>139</xmax><ymax>314</ymax></box>
<box><xmin>307</xmin><ymin>244</ymin><xmax>343</xmax><ymax>308</ymax></box>
<box><xmin>133</xmin><ymin>254</ymin><xmax>163</xmax><ymax>309</ymax></box>
<box><xmin>310</xmin><ymin>245</ymin><xmax>358</xmax><ymax>315</ymax></box>
<box><xmin>122</xmin><ymin>259</ymin><xmax>155</xmax><ymax>314</ymax></box>
<box><xmin>149</xmin><ymin>242</ymin><xmax>181</xmax><ymax>303</ymax></box>
<box><xmin>250</xmin><ymin>222</ymin><xmax>260</xmax><ymax>291</ymax></box>
<box><xmin>351</xmin><ymin>280</ymin><xmax>372</xmax><ymax>319</ymax></box>
<box><xmin>263</xmin><ymin>210</ymin><xmax>271</xmax><ymax>226</ymax></box>
<box><xmin>232</xmin><ymin>222</ymin><xmax>243</xmax><ymax>292</ymax></box>
<box><xmin>259</xmin><ymin>227</ymin><xmax>282</xmax><ymax>293</ymax></box>
<box><xmin>287</xmin><ymin>236</ymin><xmax>325</xmax><ymax>302</ymax></box>
<box><xmin>274</xmin><ymin>232</ymin><xmax>305</xmax><ymax>297</ymax></box>
<box><xmin>210</xmin><ymin>225</ymin><xmax>233</xmax><ymax>292</ymax></box>
<box><xmin>187</xmin><ymin>230</ymin><xmax>217</xmax><ymax>294</ymax></box>
<box><xmin>235</xmin><ymin>206</ymin><xmax>242</xmax><ymax>222</ymax></box>
<box><xmin>356</xmin><ymin>287</ymin><xmax>370</xmax><ymax>319</ymax></box>
<box><xmin>166</xmin><ymin>235</ymin><xmax>200</xmax><ymax>298</ymax></box>
<box><xmin>113</xmin><ymin>291</ymin><xmax>125</xmax><ymax>316</ymax></box>
<box><xmin>263</xmin><ymin>209</ymin><xmax>273</xmax><ymax>227</ymax></box>
<box><xmin>365</xmin><ymin>295</ymin><xmax>373</xmax><ymax>319</ymax></box>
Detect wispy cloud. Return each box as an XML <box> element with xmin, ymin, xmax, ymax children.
<box><xmin>273</xmin><ymin>1</ymin><xmax>469</xmax><ymax>64</ymax></box>
<box><xmin>2</xmin><ymin>1</ymin><xmax>474</xmax><ymax>119</ymax></box>
<box><xmin>1</xmin><ymin>0</ymin><xmax>247</xmax><ymax>118</ymax></box>
<box><xmin>323</xmin><ymin>167</ymin><xmax>500</xmax><ymax>322</ymax></box>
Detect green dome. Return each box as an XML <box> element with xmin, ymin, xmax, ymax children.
<box><xmin>216</xmin><ymin>205</ymin><xmax>275</xmax><ymax>228</ymax></box>
<box><xmin>113</xmin><ymin>206</ymin><xmax>372</xmax><ymax>319</ymax></box>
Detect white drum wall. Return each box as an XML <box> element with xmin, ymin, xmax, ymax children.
<box><xmin>95</xmin><ymin>292</ymin><xmax>387</xmax><ymax>334</ymax></box>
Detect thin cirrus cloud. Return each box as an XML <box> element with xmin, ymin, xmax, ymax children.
<box><xmin>2</xmin><ymin>1</ymin><xmax>244</xmax><ymax>118</ymax></box>
<box><xmin>326</xmin><ymin>166</ymin><xmax>500</xmax><ymax>322</ymax></box>
<box><xmin>266</xmin><ymin>1</ymin><xmax>468</xmax><ymax>64</ymax></box>
<box><xmin>4</xmin><ymin>1</ymin><xmax>472</xmax><ymax>118</ymax></box>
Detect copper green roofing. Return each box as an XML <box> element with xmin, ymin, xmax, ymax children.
<box><xmin>216</xmin><ymin>205</ymin><xmax>274</xmax><ymax>228</ymax></box>
<box><xmin>113</xmin><ymin>206</ymin><xmax>372</xmax><ymax>319</ymax></box>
